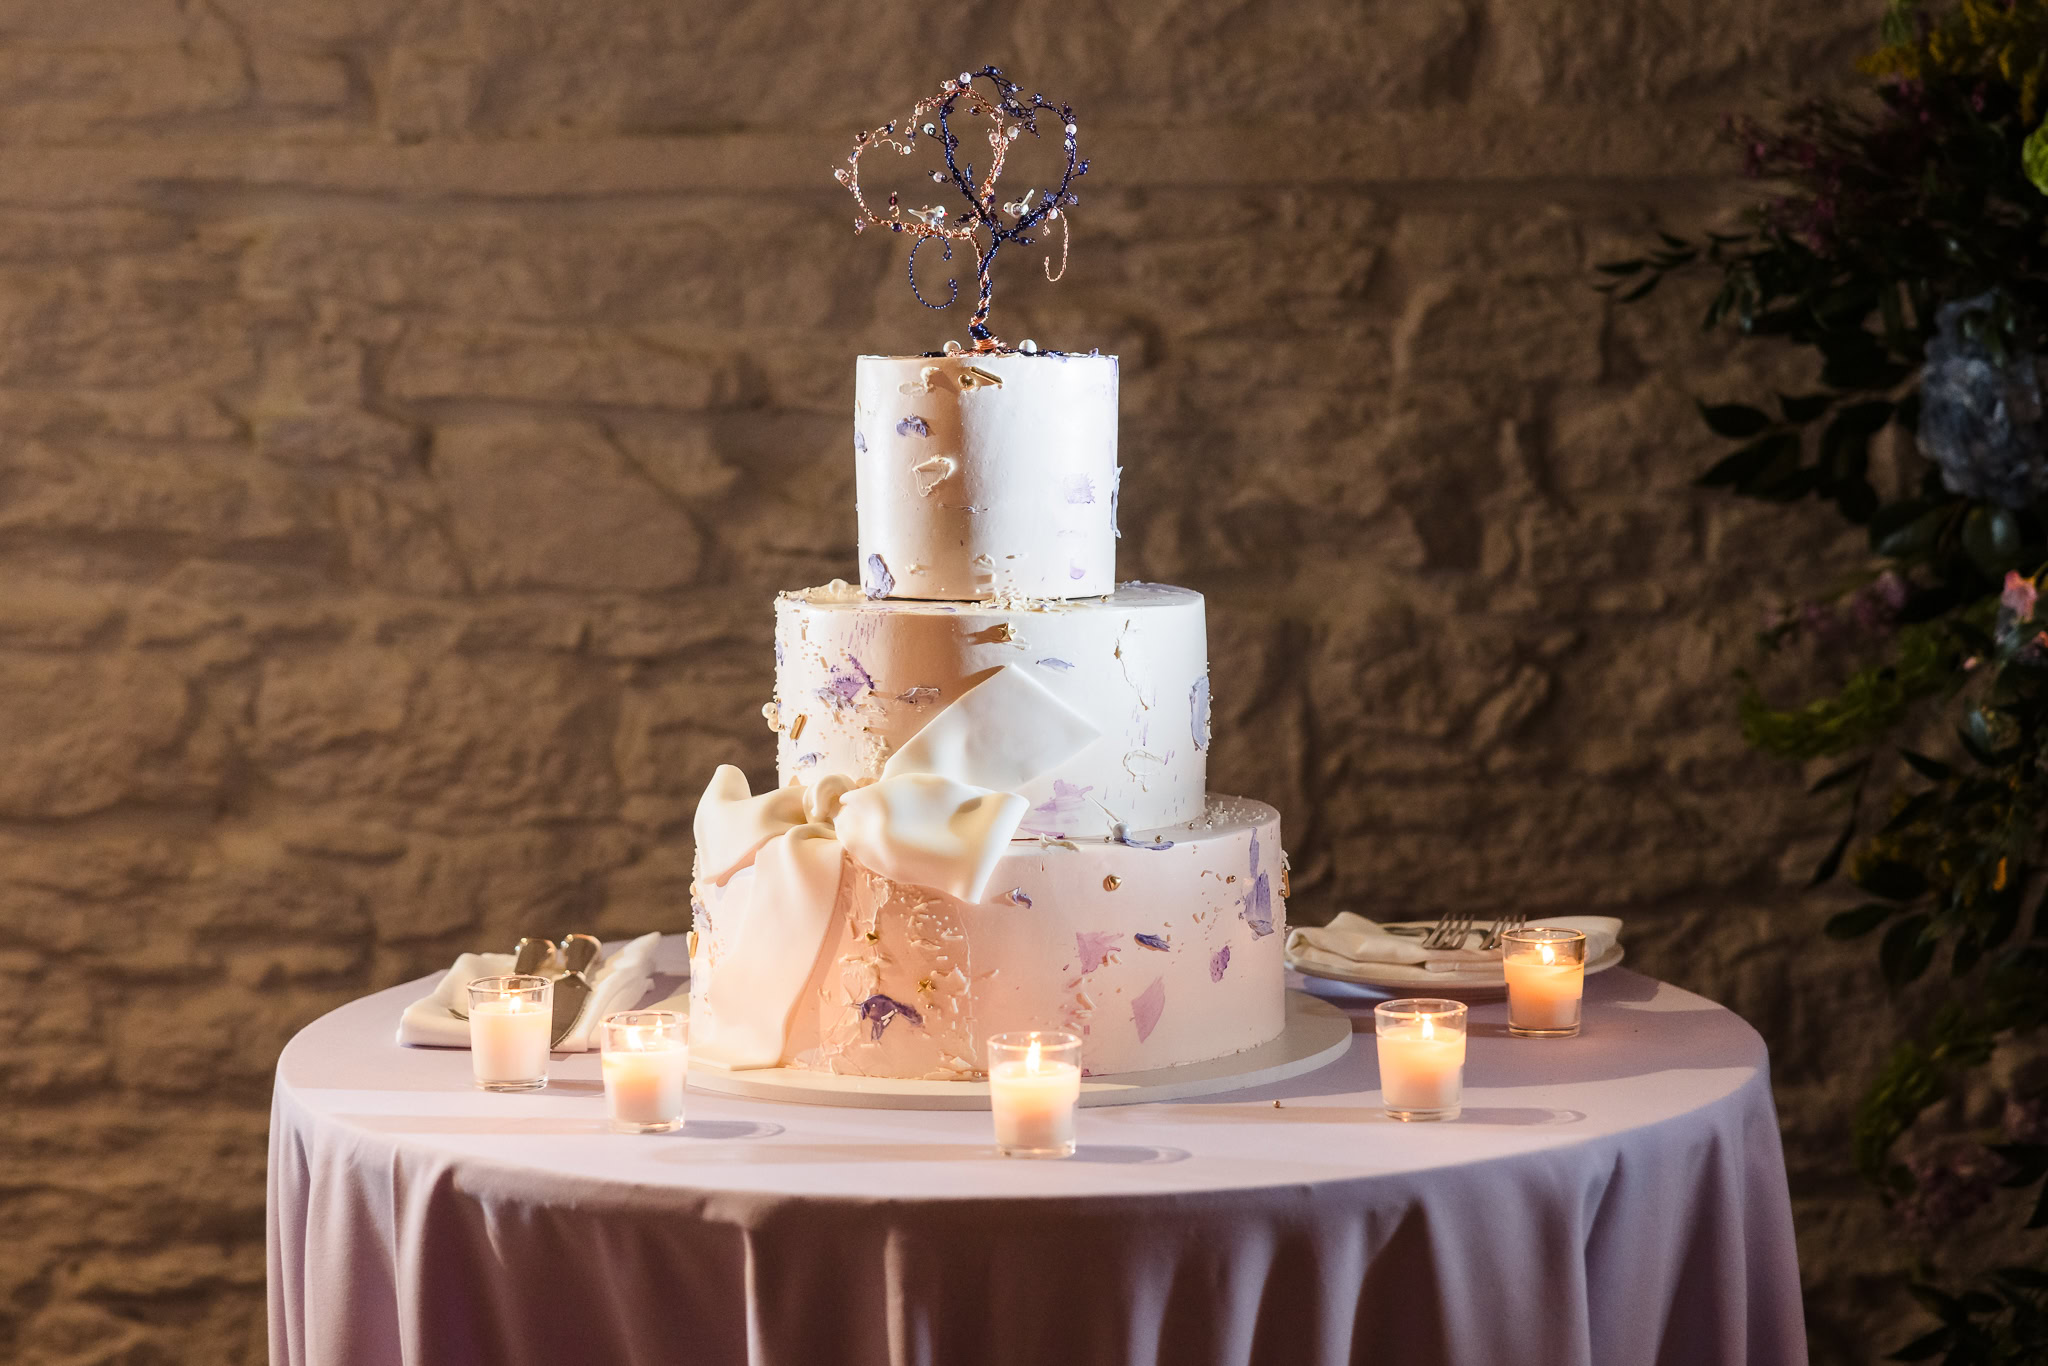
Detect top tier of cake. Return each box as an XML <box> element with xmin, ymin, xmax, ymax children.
<box><xmin>854</xmin><ymin>352</ymin><xmax>1119</xmax><ymax>602</ymax></box>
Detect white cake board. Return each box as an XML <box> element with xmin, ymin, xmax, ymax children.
<box><xmin>683</xmin><ymin>990</ymin><xmax>1354</xmax><ymax>1111</ymax></box>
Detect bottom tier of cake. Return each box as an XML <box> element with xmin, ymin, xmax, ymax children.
<box><xmin>689</xmin><ymin>795</ymin><xmax>1287</xmax><ymax>1079</ymax></box>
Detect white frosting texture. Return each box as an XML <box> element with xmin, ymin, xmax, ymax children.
<box><xmin>773</xmin><ymin>582</ymin><xmax>1209</xmax><ymax>838</ymax></box>
<box><xmin>690</xmin><ymin>795</ymin><xmax>1287</xmax><ymax>1079</ymax></box>
<box><xmin>854</xmin><ymin>353</ymin><xmax>1119</xmax><ymax>601</ymax></box>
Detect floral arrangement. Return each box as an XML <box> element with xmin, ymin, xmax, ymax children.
<box><xmin>836</xmin><ymin>66</ymin><xmax>1087</xmax><ymax>352</ymax></box>
<box><xmin>1604</xmin><ymin>1</ymin><xmax>2048</xmax><ymax>1355</ymax></box>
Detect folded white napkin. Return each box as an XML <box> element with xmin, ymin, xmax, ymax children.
<box><xmin>395</xmin><ymin>933</ymin><xmax>663</xmax><ymax>1052</ymax></box>
<box><xmin>1286</xmin><ymin>915</ymin><xmax>1621</xmax><ymax>976</ymax></box>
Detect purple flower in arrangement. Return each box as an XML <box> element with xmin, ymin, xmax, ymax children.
<box><xmin>1895</xmin><ymin>1141</ymin><xmax>2011</xmax><ymax>1241</ymax></box>
<box><xmin>1849</xmin><ymin>571</ymin><xmax>1908</xmax><ymax>635</ymax></box>
<box><xmin>2003</xmin><ymin>571</ymin><xmax>2038</xmax><ymax>621</ymax></box>
<box><xmin>1134</xmin><ymin>932</ymin><xmax>1169</xmax><ymax>951</ymax></box>
<box><xmin>1190</xmin><ymin>675</ymin><xmax>1211</xmax><ymax>752</ymax></box>
<box><xmin>816</xmin><ymin>655</ymin><xmax>874</xmax><ymax>710</ymax></box>
<box><xmin>1063</xmin><ymin>475</ymin><xmax>1095</xmax><ymax>504</ymax></box>
<box><xmin>1074</xmin><ymin>930</ymin><xmax>1121</xmax><ymax>974</ymax></box>
<box><xmin>896</xmin><ymin>415</ymin><xmax>931</xmax><ymax>438</ymax></box>
<box><xmin>2005</xmin><ymin>1095</ymin><xmax>2048</xmax><ymax>1145</ymax></box>
<box><xmin>865</xmin><ymin>553</ymin><xmax>896</xmax><ymax>598</ymax></box>
<box><xmin>1036</xmin><ymin>657</ymin><xmax>1076</xmax><ymax>672</ymax></box>
<box><xmin>1209</xmin><ymin>946</ymin><xmax>1231</xmax><ymax>982</ymax></box>
<box><xmin>1130</xmin><ymin>977</ymin><xmax>1166</xmax><ymax>1043</ymax></box>
<box><xmin>855</xmin><ymin>993</ymin><xmax>924</xmax><ymax>1041</ymax></box>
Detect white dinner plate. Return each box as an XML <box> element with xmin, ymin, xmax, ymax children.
<box><xmin>1285</xmin><ymin>921</ymin><xmax>1625</xmax><ymax>993</ymax></box>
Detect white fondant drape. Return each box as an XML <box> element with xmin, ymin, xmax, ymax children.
<box><xmin>269</xmin><ymin>948</ymin><xmax>1807</xmax><ymax>1366</ymax></box>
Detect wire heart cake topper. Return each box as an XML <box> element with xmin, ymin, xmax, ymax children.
<box><xmin>835</xmin><ymin>65</ymin><xmax>1088</xmax><ymax>353</ymax></box>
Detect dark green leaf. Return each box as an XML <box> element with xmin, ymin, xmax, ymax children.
<box><xmin>1617</xmin><ymin>274</ymin><xmax>1660</xmax><ymax>303</ymax></box>
<box><xmin>1885</xmin><ymin>1326</ymin><xmax>1950</xmax><ymax>1362</ymax></box>
<box><xmin>1596</xmin><ymin>259</ymin><xmax>1647</xmax><ymax>275</ymax></box>
<box><xmin>1655</xmin><ymin>229</ymin><xmax>1689</xmax><ymax>251</ymax></box>
<box><xmin>1899</xmin><ymin>750</ymin><xmax>1953</xmax><ymax>783</ymax></box>
<box><xmin>1882</xmin><ymin>914</ymin><xmax>1936</xmax><ymax>989</ymax></box>
<box><xmin>1881</xmin><ymin>790</ymin><xmax>1941</xmax><ymax>835</ymax></box>
<box><xmin>1964</xmin><ymin>506</ymin><xmax>2024</xmax><ymax>577</ymax></box>
<box><xmin>1951</xmin><ymin>931</ymin><xmax>1983</xmax><ymax>978</ymax></box>
<box><xmin>1810</xmin><ymin>818</ymin><xmax>1857</xmax><ymax>887</ymax></box>
<box><xmin>1825</xmin><ymin>903</ymin><xmax>1895</xmax><ymax>940</ymax></box>
<box><xmin>1698</xmin><ymin>439</ymin><xmax>1783</xmax><ymax>488</ymax></box>
<box><xmin>1779</xmin><ymin>392</ymin><xmax>1834</xmax><ymax>424</ymax></box>
<box><xmin>1697</xmin><ymin>401</ymin><xmax>1774</xmax><ymax>439</ymax></box>
<box><xmin>1810</xmin><ymin>757</ymin><xmax>1871</xmax><ymax>794</ymax></box>
<box><xmin>1856</xmin><ymin>860</ymin><xmax>1930</xmax><ymax>902</ymax></box>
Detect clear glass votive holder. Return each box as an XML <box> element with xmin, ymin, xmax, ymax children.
<box><xmin>1374</xmin><ymin>998</ymin><xmax>1467</xmax><ymax>1122</ymax></box>
<box><xmin>601</xmin><ymin>1010</ymin><xmax>688</xmax><ymax>1135</ymax></box>
<box><xmin>468</xmin><ymin>975</ymin><xmax>552</xmax><ymax>1092</ymax></box>
<box><xmin>1501</xmin><ymin>926</ymin><xmax>1588</xmax><ymax>1039</ymax></box>
<box><xmin>986</xmin><ymin>1030</ymin><xmax>1082</xmax><ymax>1158</ymax></box>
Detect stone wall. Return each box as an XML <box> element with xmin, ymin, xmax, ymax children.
<box><xmin>0</xmin><ymin>3</ymin><xmax>1920</xmax><ymax>1361</ymax></box>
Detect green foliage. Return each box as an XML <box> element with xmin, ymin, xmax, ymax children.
<box><xmin>1605</xmin><ymin>3</ymin><xmax>2048</xmax><ymax>1357</ymax></box>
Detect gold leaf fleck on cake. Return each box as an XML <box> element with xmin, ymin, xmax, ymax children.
<box><xmin>687</xmin><ymin>930</ymin><xmax>699</xmax><ymax>957</ymax></box>
<box><xmin>1280</xmin><ymin>865</ymin><xmax>1291</xmax><ymax>897</ymax></box>
<box><xmin>1103</xmin><ymin>874</ymin><xmax>1121</xmax><ymax>891</ymax></box>
<box><xmin>789</xmin><ymin>713</ymin><xmax>807</xmax><ymax>741</ymax></box>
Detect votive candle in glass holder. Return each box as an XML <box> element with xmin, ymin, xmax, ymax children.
<box><xmin>1374</xmin><ymin>998</ymin><xmax>1467</xmax><ymax>1122</ymax></box>
<box><xmin>601</xmin><ymin>1010</ymin><xmax>688</xmax><ymax>1134</ymax></box>
<box><xmin>468</xmin><ymin>975</ymin><xmax>552</xmax><ymax>1092</ymax></box>
<box><xmin>986</xmin><ymin>1030</ymin><xmax>1082</xmax><ymax>1158</ymax></box>
<box><xmin>1502</xmin><ymin>926</ymin><xmax>1588</xmax><ymax>1038</ymax></box>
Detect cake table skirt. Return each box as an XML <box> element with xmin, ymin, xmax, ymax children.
<box><xmin>267</xmin><ymin>963</ymin><xmax>1806</xmax><ymax>1366</ymax></box>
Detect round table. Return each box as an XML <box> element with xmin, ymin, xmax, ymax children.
<box><xmin>267</xmin><ymin>949</ymin><xmax>1807</xmax><ymax>1366</ymax></box>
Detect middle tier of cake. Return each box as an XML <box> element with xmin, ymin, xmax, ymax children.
<box><xmin>771</xmin><ymin>580</ymin><xmax>1210</xmax><ymax>838</ymax></box>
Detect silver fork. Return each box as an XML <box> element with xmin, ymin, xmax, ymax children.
<box><xmin>1421</xmin><ymin>912</ymin><xmax>1476</xmax><ymax>951</ymax></box>
<box><xmin>1482</xmin><ymin>911</ymin><xmax>1529</xmax><ymax>951</ymax></box>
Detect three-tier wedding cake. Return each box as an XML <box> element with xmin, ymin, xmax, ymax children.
<box><xmin>684</xmin><ymin>68</ymin><xmax>1288</xmax><ymax>1081</ymax></box>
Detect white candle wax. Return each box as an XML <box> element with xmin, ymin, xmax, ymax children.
<box><xmin>603</xmin><ymin>1044</ymin><xmax>688</xmax><ymax>1126</ymax></box>
<box><xmin>1504</xmin><ymin>951</ymin><xmax>1585</xmax><ymax>1031</ymax></box>
<box><xmin>989</xmin><ymin>1057</ymin><xmax>1081</xmax><ymax>1153</ymax></box>
<box><xmin>1377</xmin><ymin>1021</ymin><xmax>1465</xmax><ymax>1112</ymax></box>
<box><xmin>470</xmin><ymin>997</ymin><xmax>550</xmax><ymax>1085</ymax></box>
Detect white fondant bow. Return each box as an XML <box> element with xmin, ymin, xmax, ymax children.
<box><xmin>688</xmin><ymin>666</ymin><xmax>1099</xmax><ymax>1069</ymax></box>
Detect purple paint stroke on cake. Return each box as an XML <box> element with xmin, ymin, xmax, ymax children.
<box><xmin>1020</xmin><ymin>779</ymin><xmax>1093</xmax><ymax>834</ymax></box>
<box><xmin>854</xmin><ymin>429</ymin><xmax>867</xmax><ymax>453</ymax></box>
<box><xmin>1062</xmin><ymin>475</ymin><xmax>1095</xmax><ymax>504</ymax></box>
<box><xmin>864</xmin><ymin>553</ymin><xmax>895</xmax><ymax>598</ymax></box>
<box><xmin>1074</xmin><ymin>930</ymin><xmax>1121</xmax><ymax>974</ymax></box>
<box><xmin>1191</xmin><ymin>675</ymin><xmax>1211</xmax><ymax>751</ymax></box>
<box><xmin>1131</xmin><ymin>977</ymin><xmax>1166</xmax><ymax>1043</ymax></box>
<box><xmin>815</xmin><ymin>655</ymin><xmax>873</xmax><ymax>711</ymax></box>
<box><xmin>1134</xmin><ymin>932</ymin><xmax>1169</xmax><ymax>951</ymax></box>
<box><xmin>1036</xmin><ymin>657</ymin><xmax>1076</xmax><ymax>672</ymax></box>
<box><xmin>855</xmin><ymin>993</ymin><xmax>923</xmax><ymax>1041</ymax></box>
<box><xmin>897</xmin><ymin>685</ymin><xmax>940</xmax><ymax>705</ymax></box>
<box><xmin>1238</xmin><ymin>830</ymin><xmax>1274</xmax><ymax>938</ymax></box>
<box><xmin>1007</xmin><ymin>887</ymin><xmax>1033</xmax><ymax>908</ymax></box>
<box><xmin>1210</xmin><ymin>945</ymin><xmax>1231</xmax><ymax>981</ymax></box>
<box><xmin>1070</xmin><ymin>564</ymin><xmax>1087</xmax><ymax>580</ymax></box>
<box><xmin>896</xmin><ymin>415</ymin><xmax>930</xmax><ymax>438</ymax></box>
<box><xmin>1111</xmin><ymin>824</ymin><xmax>1174</xmax><ymax>851</ymax></box>
<box><xmin>796</xmin><ymin>751</ymin><xmax>822</xmax><ymax>767</ymax></box>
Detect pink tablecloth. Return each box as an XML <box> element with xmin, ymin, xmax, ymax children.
<box><xmin>267</xmin><ymin>947</ymin><xmax>1806</xmax><ymax>1366</ymax></box>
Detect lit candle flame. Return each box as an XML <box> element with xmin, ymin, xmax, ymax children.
<box><xmin>1026</xmin><ymin>1039</ymin><xmax>1042</xmax><ymax>1072</ymax></box>
<box><xmin>1539</xmin><ymin>941</ymin><xmax>1556</xmax><ymax>966</ymax></box>
<box><xmin>1419</xmin><ymin>1014</ymin><xmax>1435</xmax><ymax>1041</ymax></box>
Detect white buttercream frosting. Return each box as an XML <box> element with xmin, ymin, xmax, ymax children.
<box><xmin>855</xmin><ymin>353</ymin><xmax>1119</xmax><ymax>601</ymax></box>
<box><xmin>691</xmin><ymin>794</ymin><xmax>1287</xmax><ymax>1079</ymax></box>
<box><xmin>773</xmin><ymin>582</ymin><xmax>1208</xmax><ymax>838</ymax></box>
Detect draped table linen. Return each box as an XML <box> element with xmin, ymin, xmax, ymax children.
<box><xmin>268</xmin><ymin>946</ymin><xmax>1806</xmax><ymax>1366</ymax></box>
